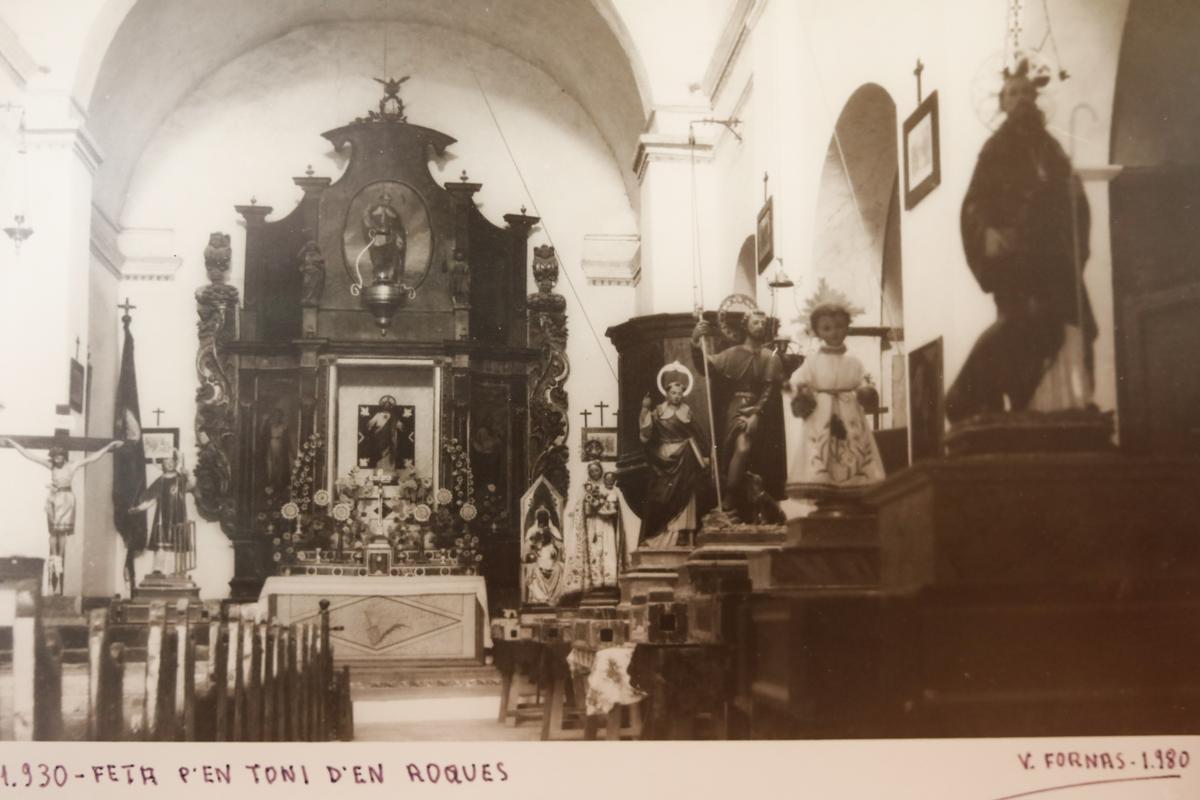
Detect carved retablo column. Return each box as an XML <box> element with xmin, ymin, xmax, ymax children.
<box><xmin>527</xmin><ymin>245</ymin><xmax>569</xmax><ymax>498</ymax></box>
<box><xmin>194</xmin><ymin>233</ymin><xmax>239</xmax><ymax>533</ymax></box>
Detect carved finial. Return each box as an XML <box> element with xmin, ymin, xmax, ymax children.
<box><xmin>521</xmin><ymin>205</ymin><xmax>528</xmax><ymax>215</ymax></box>
<box><xmin>250</xmin><ymin>196</ymin><xmax>257</xmax><ymax>206</ymax></box>
<box><xmin>460</xmin><ymin>170</ymin><xmax>469</xmax><ymax>182</ymax></box>
<box><xmin>305</xmin><ymin>164</ymin><xmax>315</xmax><ymax>177</ymax></box>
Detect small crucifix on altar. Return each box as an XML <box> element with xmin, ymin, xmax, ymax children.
<box><xmin>1</xmin><ymin>431</ymin><xmax>123</xmax><ymax>594</ymax></box>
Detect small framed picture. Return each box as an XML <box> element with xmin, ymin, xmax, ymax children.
<box><xmin>907</xmin><ymin>338</ymin><xmax>944</xmax><ymax>463</ymax></box>
<box><xmin>142</xmin><ymin>427</ymin><xmax>180</xmax><ymax>464</ymax></box>
<box><xmin>581</xmin><ymin>427</ymin><xmax>619</xmax><ymax>462</ymax></box>
<box><xmin>903</xmin><ymin>91</ymin><xmax>941</xmax><ymax>210</ymax></box>
<box><xmin>68</xmin><ymin>359</ymin><xmax>85</xmax><ymax>413</ymax></box>
<box><xmin>756</xmin><ymin>196</ymin><xmax>774</xmax><ymax>273</ymax></box>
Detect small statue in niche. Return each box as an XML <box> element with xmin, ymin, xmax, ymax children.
<box><xmin>565</xmin><ymin>461</ymin><xmax>637</xmax><ymax>593</ymax></box>
<box><xmin>297</xmin><ymin>241</ymin><xmax>326</xmax><ymax>307</ymax></box>
<box><xmin>946</xmin><ymin>57</ymin><xmax>1095</xmax><ymax>422</ymax></box>
<box><xmin>130</xmin><ymin>448</ymin><xmax>196</xmax><ymax>578</ymax></box>
<box><xmin>204</xmin><ymin>232</ymin><xmax>232</xmax><ymax>285</ymax></box>
<box><xmin>785</xmin><ymin>280</ymin><xmax>886</xmax><ymax>490</ymax></box>
<box><xmin>692</xmin><ymin>304</ymin><xmax>785</xmax><ymax>518</ymax></box>
<box><xmin>2</xmin><ymin>437</ymin><xmax>123</xmax><ymax>594</ymax></box>
<box><xmin>362</xmin><ymin>191</ymin><xmax>406</xmax><ymax>285</ymax></box>
<box><xmin>446</xmin><ymin>248</ymin><xmax>471</xmax><ymax>306</ymax></box>
<box><xmin>638</xmin><ymin>362</ymin><xmax>709</xmax><ymax>548</ymax></box>
<box><xmin>522</xmin><ymin>507</ymin><xmax>566</xmax><ymax>605</ymax></box>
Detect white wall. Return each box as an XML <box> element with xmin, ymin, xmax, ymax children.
<box><xmin>117</xmin><ymin>21</ymin><xmax>637</xmax><ymax>597</ymax></box>
<box><xmin>713</xmin><ymin>0</ymin><xmax>1129</xmax><ymax>426</ymax></box>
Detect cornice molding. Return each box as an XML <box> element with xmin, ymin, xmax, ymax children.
<box><xmin>581</xmin><ymin>234</ymin><xmax>641</xmax><ymax>287</ymax></box>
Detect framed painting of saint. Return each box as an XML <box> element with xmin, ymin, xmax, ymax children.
<box><xmin>356</xmin><ymin>395</ymin><xmax>415</xmax><ymax>477</ymax></box>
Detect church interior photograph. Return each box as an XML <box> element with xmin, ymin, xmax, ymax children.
<box><xmin>0</xmin><ymin>0</ymin><xmax>1197</xmax><ymax>744</ymax></box>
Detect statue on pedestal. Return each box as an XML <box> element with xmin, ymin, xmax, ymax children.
<box><xmin>130</xmin><ymin>448</ymin><xmax>197</xmax><ymax>581</ymax></box>
<box><xmin>692</xmin><ymin>303</ymin><xmax>786</xmax><ymax>521</ymax></box>
<box><xmin>298</xmin><ymin>241</ymin><xmax>326</xmax><ymax>307</ymax></box>
<box><xmin>446</xmin><ymin>248</ymin><xmax>471</xmax><ymax>307</ymax></box>
<box><xmin>565</xmin><ymin>460</ymin><xmax>637</xmax><ymax>593</ymax></box>
<box><xmin>522</xmin><ymin>507</ymin><xmax>565</xmax><ymax>605</ymax></box>
<box><xmin>786</xmin><ymin>280</ymin><xmax>885</xmax><ymax>492</ymax></box>
<box><xmin>2</xmin><ymin>437</ymin><xmax>123</xmax><ymax>594</ymax></box>
<box><xmin>638</xmin><ymin>362</ymin><xmax>709</xmax><ymax>547</ymax></box>
<box><xmin>946</xmin><ymin>57</ymin><xmax>1095</xmax><ymax>423</ymax></box>
<box><xmin>363</xmin><ymin>192</ymin><xmax>406</xmax><ymax>285</ymax></box>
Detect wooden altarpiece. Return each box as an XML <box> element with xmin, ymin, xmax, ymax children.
<box><xmin>195</xmin><ymin>87</ymin><xmax>541</xmax><ymax>604</ymax></box>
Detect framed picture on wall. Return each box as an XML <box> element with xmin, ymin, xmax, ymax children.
<box><xmin>907</xmin><ymin>338</ymin><xmax>944</xmax><ymax>463</ymax></box>
<box><xmin>142</xmin><ymin>427</ymin><xmax>180</xmax><ymax>464</ymax></box>
<box><xmin>68</xmin><ymin>358</ymin><xmax>85</xmax><ymax>413</ymax></box>
<box><xmin>756</xmin><ymin>196</ymin><xmax>774</xmax><ymax>272</ymax></box>
<box><xmin>581</xmin><ymin>427</ymin><xmax>619</xmax><ymax>462</ymax></box>
<box><xmin>903</xmin><ymin>91</ymin><xmax>941</xmax><ymax>210</ymax></box>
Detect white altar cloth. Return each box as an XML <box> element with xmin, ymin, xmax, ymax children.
<box><xmin>259</xmin><ymin>575</ymin><xmax>492</xmax><ymax>658</ymax></box>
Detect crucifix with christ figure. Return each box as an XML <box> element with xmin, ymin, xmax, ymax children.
<box><xmin>1</xmin><ymin>430</ymin><xmax>123</xmax><ymax>594</ymax></box>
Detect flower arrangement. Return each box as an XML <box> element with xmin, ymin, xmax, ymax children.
<box><xmin>264</xmin><ymin>434</ymin><xmax>492</xmax><ymax>573</ymax></box>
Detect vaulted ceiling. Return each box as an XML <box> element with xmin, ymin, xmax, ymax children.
<box><xmin>84</xmin><ymin>0</ymin><xmax>649</xmax><ymax>219</ymax></box>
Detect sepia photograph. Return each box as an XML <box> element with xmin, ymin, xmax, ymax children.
<box><xmin>0</xmin><ymin>0</ymin><xmax>1197</xmax><ymax>796</ymax></box>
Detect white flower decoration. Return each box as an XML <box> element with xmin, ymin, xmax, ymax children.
<box><xmin>313</xmin><ymin>489</ymin><xmax>331</xmax><ymax>507</ymax></box>
<box><xmin>436</xmin><ymin>488</ymin><xmax>453</xmax><ymax>505</ymax></box>
<box><xmin>281</xmin><ymin>502</ymin><xmax>300</xmax><ymax>520</ymax></box>
<box><xmin>459</xmin><ymin>503</ymin><xmax>478</xmax><ymax>522</ymax></box>
<box><xmin>331</xmin><ymin>503</ymin><xmax>351</xmax><ymax>522</ymax></box>
<box><xmin>413</xmin><ymin>504</ymin><xmax>432</xmax><ymax>523</ymax></box>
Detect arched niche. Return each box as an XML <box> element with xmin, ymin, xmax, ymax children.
<box><xmin>732</xmin><ymin>235</ymin><xmax>758</xmax><ymax>302</ymax></box>
<box><xmin>809</xmin><ymin>84</ymin><xmax>905</xmax><ymax>461</ymax></box>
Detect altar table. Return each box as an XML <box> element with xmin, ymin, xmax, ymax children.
<box><xmin>259</xmin><ymin>575</ymin><xmax>492</xmax><ymax>663</ymax></box>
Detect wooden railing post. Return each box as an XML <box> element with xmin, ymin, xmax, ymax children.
<box><xmin>229</xmin><ymin>609</ymin><xmax>246</xmax><ymax>743</ymax></box>
<box><xmin>36</xmin><ymin>628</ymin><xmax>63</xmax><ymax>741</ymax></box>
<box><xmin>339</xmin><ymin>665</ymin><xmax>354</xmax><ymax>741</ymax></box>
<box><xmin>278</xmin><ymin>623</ymin><xmax>290</xmax><ymax>741</ymax></box>
<box><xmin>143</xmin><ymin>601</ymin><xmax>167</xmax><ymax>740</ymax></box>
<box><xmin>285</xmin><ymin>623</ymin><xmax>297</xmax><ymax>741</ymax></box>
<box><xmin>11</xmin><ymin>586</ymin><xmax>36</xmax><ymax>740</ymax></box>
<box><xmin>103</xmin><ymin>642</ymin><xmax>126</xmax><ymax>740</ymax></box>
<box><xmin>318</xmin><ymin>599</ymin><xmax>332</xmax><ymax>740</ymax></box>
<box><xmin>298</xmin><ymin>624</ymin><xmax>311</xmax><ymax>741</ymax></box>
<box><xmin>176</xmin><ymin>600</ymin><xmax>196</xmax><ymax>741</ymax></box>
<box><xmin>87</xmin><ymin>607</ymin><xmax>109</xmax><ymax>740</ymax></box>
<box><xmin>249</xmin><ymin>615</ymin><xmax>265</xmax><ymax>741</ymax></box>
<box><xmin>262</xmin><ymin>619</ymin><xmax>275</xmax><ymax>742</ymax></box>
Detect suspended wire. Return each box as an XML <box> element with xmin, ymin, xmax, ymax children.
<box><xmin>688</xmin><ymin>123</ymin><xmax>705</xmax><ymax>312</ymax></box>
<box><xmin>1038</xmin><ymin>0</ymin><xmax>1064</xmax><ymax>73</ymax></box>
<box><xmin>469</xmin><ymin>67</ymin><xmax>618</xmax><ymax>383</ymax></box>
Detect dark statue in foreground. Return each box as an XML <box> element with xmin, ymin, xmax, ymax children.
<box><xmin>946</xmin><ymin>58</ymin><xmax>1096</xmax><ymax>422</ymax></box>
<box><xmin>693</xmin><ymin>307</ymin><xmax>785</xmax><ymax>521</ymax></box>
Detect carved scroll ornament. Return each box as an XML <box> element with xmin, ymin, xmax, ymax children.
<box><xmin>194</xmin><ymin>232</ymin><xmax>239</xmax><ymax>534</ymax></box>
<box><xmin>527</xmin><ymin>245</ymin><xmax>569</xmax><ymax>497</ymax></box>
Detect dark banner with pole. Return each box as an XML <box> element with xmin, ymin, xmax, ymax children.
<box><xmin>112</xmin><ymin>307</ymin><xmax>147</xmax><ymax>589</ymax></box>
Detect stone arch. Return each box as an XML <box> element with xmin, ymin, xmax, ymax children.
<box><xmin>732</xmin><ymin>234</ymin><xmax>757</xmax><ymax>302</ymax></box>
<box><xmin>74</xmin><ymin>0</ymin><xmax>653</xmax><ymax>221</ymax></box>
<box><xmin>810</xmin><ymin>83</ymin><xmax>903</xmax><ymax>431</ymax></box>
